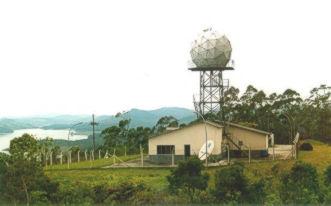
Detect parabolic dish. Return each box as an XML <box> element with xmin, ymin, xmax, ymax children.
<box><xmin>190</xmin><ymin>28</ymin><xmax>232</xmax><ymax>68</ymax></box>
<box><xmin>199</xmin><ymin>140</ymin><xmax>214</xmax><ymax>160</ymax></box>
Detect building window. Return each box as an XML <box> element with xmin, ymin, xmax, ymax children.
<box><xmin>157</xmin><ymin>145</ymin><xmax>175</xmax><ymax>154</ymax></box>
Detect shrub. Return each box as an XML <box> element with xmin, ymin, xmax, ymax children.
<box><xmin>91</xmin><ymin>184</ymin><xmax>110</xmax><ymax>203</ymax></box>
<box><xmin>213</xmin><ymin>162</ymin><xmax>248</xmax><ymax>203</ymax></box>
<box><xmin>131</xmin><ymin>190</ymin><xmax>176</xmax><ymax>205</ymax></box>
<box><xmin>30</xmin><ymin>191</ymin><xmax>49</xmax><ymax>205</ymax></box>
<box><xmin>325</xmin><ymin>165</ymin><xmax>331</xmax><ymax>186</ymax></box>
<box><xmin>246</xmin><ymin>178</ymin><xmax>267</xmax><ymax>204</ymax></box>
<box><xmin>271</xmin><ymin>163</ymin><xmax>281</xmax><ymax>175</ymax></box>
<box><xmin>57</xmin><ymin>184</ymin><xmax>93</xmax><ymax>205</ymax></box>
<box><xmin>280</xmin><ymin>161</ymin><xmax>322</xmax><ymax>204</ymax></box>
<box><xmin>324</xmin><ymin>189</ymin><xmax>331</xmax><ymax>205</ymax></box>
<box><xmin>194</xmin><ymin>190</ymin><xmax>216</xmax><ymax>204</ymax></box>
<box><xmin>213</xmin><ymin>162</ymin><xmax>266</xmax><ymax>204</ymax></box>
<box><xmin>106</xmin><ymin>181</ymin><xmax>146</xmax><ymax>203</ymax></box>
<box><xmin>167</xmin><ymin>156</ymin><xmax>209</xmax><ymax>202</ymax></box>
<box><xmin>36</xmin><ymin>176</ymin><xmax>59</xmax><ymax>203</ymax></box>
<box><xmin>265</xmin><ymin>193</ymin><xmax>282</xmax><ymax>206</ymax></box>
<box><xmin>299</xmin><ymin>142</ymin><xmax>313</xmax><ymax>151</ymax></box>
<box><xmin>0</xmin><ymin>153</ymin><xmax>9</xmax><ymax>199</ymax></box>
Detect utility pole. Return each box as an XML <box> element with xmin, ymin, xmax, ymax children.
<box><xmin>90</xmin><ymin>114</ymin><xmax>98</xmax><ymax>151</ymax></box>
<box><xmin>67</xmin><ymin>121</ymin><xmax>83</xmax><ymax>169</ymax></box>
<box><xmin>194</xmin><ymin>111</ymin><xmax>208</xmax><ymax>166</ymax></box>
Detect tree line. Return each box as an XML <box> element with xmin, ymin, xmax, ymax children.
<box><xmin>216</xmin><ymin>84</ymin><xmax>331</xmax><ymax>144</ymax></box>
<box><xmin>100</xmin><ymin>84</ymin><xmax>331</xmax><ymax>149</ymax></box>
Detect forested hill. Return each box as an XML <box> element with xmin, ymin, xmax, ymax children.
<box><xmin>0</xmin><ymin>107</ymin><xmax>196</xmax><ymax>133</ymax></box>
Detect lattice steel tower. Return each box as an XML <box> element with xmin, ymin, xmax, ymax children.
<box><xmin>189</xmin><ymin>28</ymin><xmax>234</xmax><ymax>120</ymax></box>
<box><xmin>190</xmin><ymin>67</ymin><xmax>233</xmax><ymax>118</ymax></box>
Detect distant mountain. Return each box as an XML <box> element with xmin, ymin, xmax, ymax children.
<box><xmin>0</xmin><ymin>107</ymin><xmax>196</xmax><ymax>134</ymax></box>
<box><xmin>0</xmin><ymin>118</ymin><xmax>34</xmax><ymax>133</ymax></box>
<box><xmin>149</xmin><ymin>107</ymin><xmax>195</xmax><ymax>120</ymax></box>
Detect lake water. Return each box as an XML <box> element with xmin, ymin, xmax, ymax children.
<box><xmin>0</xmin><ymin>128</ymin><xmax>88</xmax><ymax>152</ymax></box>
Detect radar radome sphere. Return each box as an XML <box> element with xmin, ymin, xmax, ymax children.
<box><xmin>190</xmin><ymin>29</ymin><xmax>232</xmax><ymax>68</ymax></box>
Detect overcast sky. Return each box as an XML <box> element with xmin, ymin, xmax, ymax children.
<box><xmin>0</xmin><ymin>0</ymin><xmax>330</xmax><ymax>117</ymax></box>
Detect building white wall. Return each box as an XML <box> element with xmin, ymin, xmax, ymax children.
<box><xmin>148</xmin><ymin>123</ymin><xmax>223</xmax><ymax>156</ymax></box>
<box><xmin>228</xmin><ymin>126</ymin><xmax>269</xmax><ymax>150</ymax></box>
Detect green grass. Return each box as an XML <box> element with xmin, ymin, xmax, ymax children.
<box><xmin>296</xmin><ymin>139</ymin><xmax>331</xmax><ymax>174</ymax></box>
<box><xmin>46</xmin><ymin>167</ymin><xmax>170</xmax><ymax>190</ymax></box>
<box><xmin>46</xmin><ymin>155</ymin><xmax>139</xmax><ymax>170</ymax></box>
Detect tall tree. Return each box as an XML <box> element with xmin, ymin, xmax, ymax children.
<box><xmin>154</xmin><ymin>116</ymin><xmax>179</xmax><ymax>134</ymax></box>
<box><xmin>3</xmin><ymin>134</ymin><xmax>58</xmax><ymax>205</ymax></box>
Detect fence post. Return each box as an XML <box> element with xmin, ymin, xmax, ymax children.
<box><xmin>248</xmin><ymin>147</ymin><xmax>251</xmax><ymax>164</ymax></box>
<box><xmin>125</xmin><ymin>145</ymin><xmax>127</xmax><ymax>157</ymax></box>
<box><xmin>45</xmin><ymin>152</ymin><xmax>48</xmax><ymax>169</ymax></box>
<box><xmin>90</xmin><ymin>150</ymin><xmax>93</xmax><ymax>168</ymax></box>
<box><xmin>67</xmin><ymin>151</ymin><xmax>70</xmax><ymax>169</ymax></box>
<box><xmin>171</xmin><ymin>149</ymin><xmax>174</xmax><ymax>167</ymax></box>
<box><xmin>227</xmin><ymin>144</ymin><xmax>230</xmax><ymax>165</ymax></box>
<box><xmin>78</xmin><ymin>150</ymin><xmax>80</xmax><ymax>163</ymax></box>
<box><xmin>85</xmin><ymin>150</ymin><xmax>88</xmax><ymax>161</ymax></box>
<box><xmin>99</xmin><ymin>150</ymin><xmax>101</xmax><ymax>159</ymax></box>
<box><xmin>50</xmin><ymin>152</ymin><xmax>53</xmax><ymax>166</ymax></box>
<box><xmin>60</xmin><ymin>152</ymin><xmax>63</xmax><ymax>165</ymax></box>
<box><xmin>105</xmin><ymin>150</ymin><xmax>109</xmax><ymax>159</ymax></box>
<box><xmin>113</xmin><ymin>149</ymin><xmax>116</xmax><ymax>165</ymax></box>
<box><xmin>140</xmin><ymin>144</ymin><xmax>144</xmax><ymax>167</ymax></box>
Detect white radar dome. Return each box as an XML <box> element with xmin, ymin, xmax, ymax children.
<box><xmin>190</xmin><ymin>28</ymin><xmax>232</xmax><ymax>68</ymax></box>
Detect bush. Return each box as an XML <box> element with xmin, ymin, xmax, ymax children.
<box><xmin>246</xmin><ymin>178</ymin><xmax>267</xmax><ymax>204</ymax></box>
<box><xmin>91</xmin><ymin>184</ymin><xmax>110</xmax><ymax>203</ymax></box>
<box><xmin>299</xmin><ymin>142</ymin><xmax>313</xmax><ymax>151</ymax></box>
<box><xmin>57</xmin><ymin>184</ymin><xmax>93</xmax><ymax>205</ymax></box>
<box><xmin>0</xmin><ymin>153</ymin><xmax>9</xmax><ymax>199</ymax></box>
<box><xmin>280</xmin><ymin>161</ymin><xmax>322</xmax><ymax>204</ymax></box>
<box><xmin>325</xmin><ymin>165</ymin><xmax>331</xmax><ymax>186</ymax></box>
<box><xmin>106</xmin><ymin>181</ymin><xmax>146</xmax><ymax>203</ymax></box>
<box><xmin>265</xmin><ymin>193</ymin><xmax>282</xmax><ymax>206</ymax></box>
<box><xmin>213</xmin><ymin>162</ymin><xmax>266</xmax><ymax>204</ymax></box>
<box><xmin>30</xmin><ymin>191</ymin><xmax>49</xmax><ymax>205</ymax></box>
<box><xmin>324</xmin><ymin>189</ymin><xmax>331</xmax><ymax>205</ymax></box>
<box><xmin>194</xmin><ymin>190</ymin><xmax>216</xmax><ymax>204</ymax></box>
<box><xmin>131</xmin><ymin>190</ymin><xmax>179</xmax><ymax>205</ymax></box>
<box><xmin>271</xmin><ymin>163</ymin><xmax>281</xmax><ymax>175</ymax></box>
<box><xmin>167</xmin><ymin>156</ymin><xmax>209</xmax><ymax>202</ymax></box>
<box><xmin>213</xmin><ymin>162</ymin><xmax>248</xmax><ymax>203</ymax></box>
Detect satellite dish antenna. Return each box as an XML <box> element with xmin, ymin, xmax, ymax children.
<box><xmin>199</xmin><ymin>140</ymin><xmax>214</xmax><ymax>160</ymax></box>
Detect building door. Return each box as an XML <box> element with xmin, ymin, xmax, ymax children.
<box><xmin>184</xmin><ymin>145</ymin><xmax>190</xmax><ymax>158</ymax></box>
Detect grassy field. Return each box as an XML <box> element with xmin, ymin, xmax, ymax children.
<box><xmin>46</xmin><ymin>168</ymin><xmax>170</xmax><ymax>190</ymax></box>
<box><xmin>46</xmin><ymin>140</ymin><xmax>331</xmax><ymax>191</ymax></box>
<box><xmin>46</xmin><ymin>155</ymin><xmax>140</xmax><ymax>170</ymax></box>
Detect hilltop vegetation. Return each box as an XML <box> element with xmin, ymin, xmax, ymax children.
<box><xmin>42</xmin><ymin>140</ymin><xmax>331</xmax><ymax>205</ymax></box>
<box><xmin>2</xmin><ymin>133</ymin><xmax>331</xmax><ymax>205</ymax></box>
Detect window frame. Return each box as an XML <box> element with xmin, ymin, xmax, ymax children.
<box><xmin>156</xmin><ymin>145</ymin><xmax>175</xmax><ymax>155</ymax></box>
